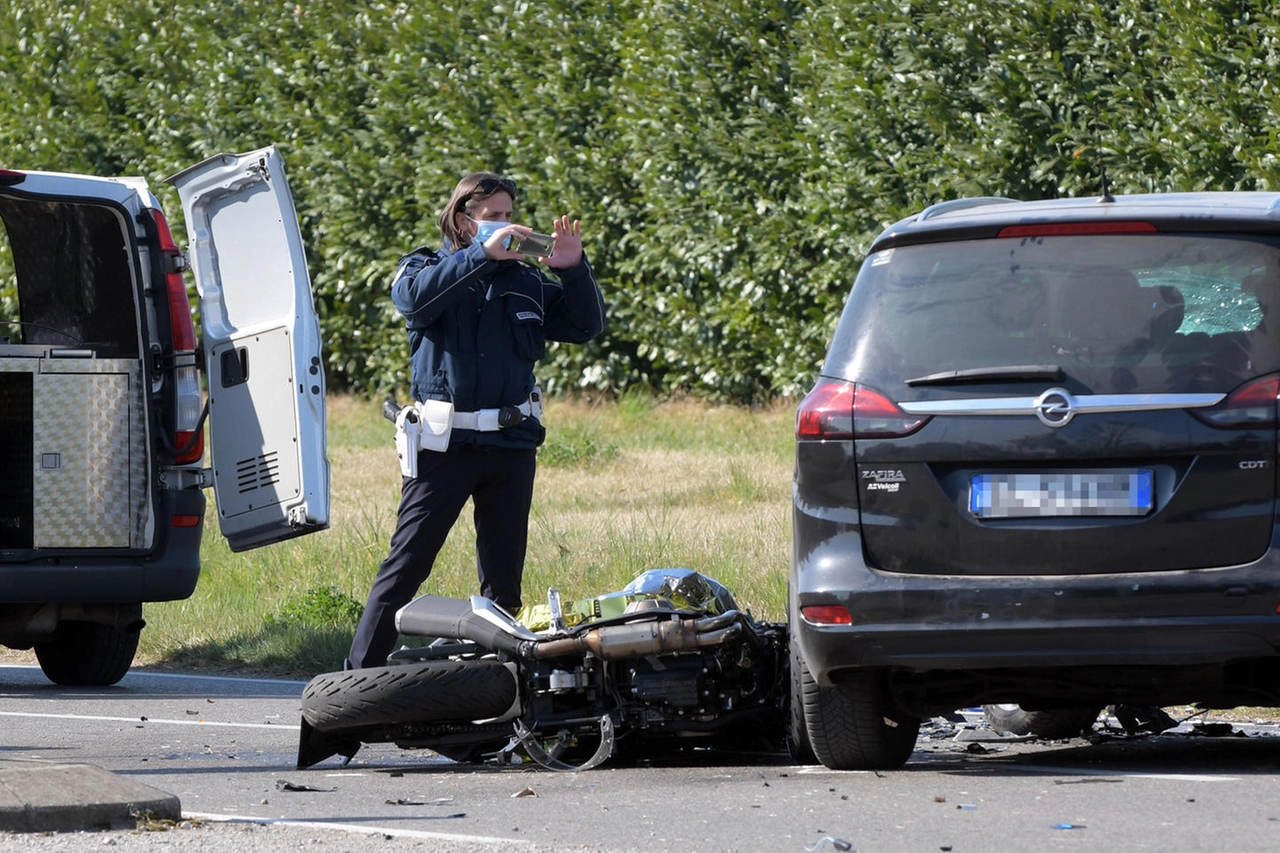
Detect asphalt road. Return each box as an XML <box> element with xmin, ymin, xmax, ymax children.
<box><xmin>3</xmin><ymin>663</ymin><xmax>1280</xmax><ymax>851</ymax></box>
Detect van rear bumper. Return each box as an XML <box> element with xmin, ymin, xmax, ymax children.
<box><xmin>0</xmin><ymin>490</ymin><xmax>205</xmax><ymax>605</ymax></box>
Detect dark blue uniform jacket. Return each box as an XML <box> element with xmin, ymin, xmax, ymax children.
<box><xmin>391</xmin><ymin>240</ymin><xmax>605</xmax><ymax>449</ymax></box>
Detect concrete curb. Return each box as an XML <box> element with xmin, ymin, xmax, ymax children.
<box><xmin>0</xmin><ymin>759</ymin><xmax>180</xmax><ymax>833</ymax></box>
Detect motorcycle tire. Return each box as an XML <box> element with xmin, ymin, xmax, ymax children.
<box><xmin>302</xmin><ymin>660</ymin><xmax>517</xmax><ymax>733</ymax></box>
<box><xmin>982</xmin><ymin>704</ymin><xmax>1101</xmax><ymax>739</ymax></box>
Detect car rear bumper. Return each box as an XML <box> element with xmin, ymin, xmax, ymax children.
<box><xmin>792</xmin><ymin>526</ymin><xmax>1280</xmax><ymax>686</ymax></box>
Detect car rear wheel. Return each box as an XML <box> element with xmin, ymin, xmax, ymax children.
<box><xmin>982</xmin><ymin>704</ymin><xmax>1100</xmax><ymax>739</ymax></box>
<box><xmin>802</xmin><ymin>667</ymin><xmax>920</xmax><ymax>770</ymax></box>
<box><xmin>786</xmin><ymin>631</ymin><xmax>818</xmax><ymax>764</ymax></box>
<box><xmin>34</xmin><ymin>621</ymin><xmax>140</xmax><ymax>686</ymax></box>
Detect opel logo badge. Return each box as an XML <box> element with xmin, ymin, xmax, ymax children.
<box><xmin>1034</xmin><ymin>388</ymin><xmax>1076</xmax><ymax>428</ymax></box>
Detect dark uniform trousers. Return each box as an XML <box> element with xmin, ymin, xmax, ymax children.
<box><xmin>345</xmin><ymin>444</ymin><xmax>537</xmax><ymax>670</ymax></box>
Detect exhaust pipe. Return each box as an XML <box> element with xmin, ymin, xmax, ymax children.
<box><xmin>533</xmin><ymin>612</ymin><xmax>743</xmax><ymax>660</ymax></box>
<box><xmin>396</xmin><ymin>594</ymin><xmax>746</xmax><ymax>662</ymax></box>
<box><xmin>395</xmin><ymin>594</ymin><xmax>537</xmax><ymax>657</ymax></box>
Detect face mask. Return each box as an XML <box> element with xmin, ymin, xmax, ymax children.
<box><xmin>468</xmin><ymin>216</ymin><xmax>511</xmax><ymax>246</ymax></box>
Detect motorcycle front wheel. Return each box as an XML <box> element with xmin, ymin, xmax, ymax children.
<box><xmin>302</xmin><ymin>660</ymin><xmax>517</xmax><ymax>732</ymax></box>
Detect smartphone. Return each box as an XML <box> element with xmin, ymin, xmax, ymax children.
<box><xmin>506</xmin><ymin>232</ymin><xmax>555</xmax><ymax>257</ymax></box>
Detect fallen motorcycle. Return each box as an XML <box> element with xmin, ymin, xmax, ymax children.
<box><xmin>296</xmin><ymin>568</ymin><xmax>789</xmax><ymax>770</ymax></box>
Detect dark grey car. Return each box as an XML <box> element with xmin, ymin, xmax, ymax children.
<box><xmin>790</xmin><ymin>193</ymin><xmax>1280</xmax><ymax>769</ymax></box>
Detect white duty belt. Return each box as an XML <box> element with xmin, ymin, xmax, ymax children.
<box><xmin>453</xmin><ymin>389</ymin><xmax>543</xmax><ymax>432</ymax></box>
<box><xmin>395</xmin><ymin>388</ymin><xmax>545</xmax><ymax>477</ymax></box>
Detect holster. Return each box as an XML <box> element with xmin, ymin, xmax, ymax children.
<box><xmin>394</xmin><ymin>407</ymin><xmax>423</xmax><ymax>478</ymax></box>
<box><xmin>394</xmin><ymin>399</ymin><xmax>455</xmax><ymax>477</ymax></box>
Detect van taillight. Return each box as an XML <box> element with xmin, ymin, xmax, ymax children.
<box><xmin>150</xmin><ymin>209</ymin><xmax>204</xmax><ymax>464</ymax></box>
<box><xmin>796</xmin><ymin>379</ymin><xmax>928</xmax><ymax>440</ymax></box>
<box><xmin>1190</xmin><ymin>375</ymin><xmax>1280</xmax><ymax>429</ymax></box>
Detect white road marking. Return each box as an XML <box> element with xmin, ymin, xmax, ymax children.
<box><xmin>795</xmin><ymin>762</ymin><xmax>1235</xmax><ymax>783</ymax></box>
<box><xmin>126</xmin><ymin>670</ymin><xmax>308</xmax><ymax>686</ymax></box>
<box><xmin>1009</xmin><ymin>763</ymin><xmax>1236</xmax><ymax>783</ymax></box>
<box><xmin>0</xmin><ymin>710</ymin><xmax>298</xmax><ymax>731</ymax></box>
<box><xmin>185</xmin><ymin>811</ymin><xmax>531</xmax><ymax>846</ymax></box>
<box><xmin>1</xmin><ymin>663</ymin><xmax>307</xmax><ymax>686</ymax></box>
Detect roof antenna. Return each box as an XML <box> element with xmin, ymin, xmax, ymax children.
<box><xmin>1093</xmin><ymin>106</ymin><xmax>1114</xmax><ymax>203</ymax></box>
<box><xmin>1098</xmin><ymin>163</ymin><xmax>1113</xmax><ymax>203</ymax></box>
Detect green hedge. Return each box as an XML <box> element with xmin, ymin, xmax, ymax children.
<box><xmin>3</xmin><ymin>0</ymin><xmax>1280</xmax><ymax>402</ymax></box>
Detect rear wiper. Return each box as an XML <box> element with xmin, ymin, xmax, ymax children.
<box><xmin>905</xmin><ymin>364</ymin><xmax>1065</xmax><ymax>387</ymax></box>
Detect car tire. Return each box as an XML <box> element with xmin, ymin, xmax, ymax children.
<box><xmin>301</xmin><ymin>660</ymin><xmax>517</xmax><ymax>732</ymax></box>
<box><xmin>802</xmin><ymin>667</ymin><xmax>920</xmax><ymax>770</ymax></box>
<box><xmin>34</xmin><ymin>621</ymin><xmax>139</xmax><ymax>686</ymax></box>
<box><xmin>982</xmin><ymin>704</ymin><xmax>1100</xmax><ymax>739</ymax></box>
<box><xmin>786</xmin><ymin>631</ymin><xmax>818</xmax><ymax>764</ymax></box>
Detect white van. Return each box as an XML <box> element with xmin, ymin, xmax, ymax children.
<box><xmin>0</xmin><ymin>146</ymin><xmax>329</xmax><ymax>685</ymax></box>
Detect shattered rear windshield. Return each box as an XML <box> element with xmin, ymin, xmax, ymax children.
<box><xmin>825</xmin><ymin>233</ymin><xmax>1280</xmax><ymax>395</ymax></box>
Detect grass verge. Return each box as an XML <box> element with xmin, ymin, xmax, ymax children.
<box><xmin>136</xmin><ymin>393</ymin><xmax>794</xmax><ymax>678</ymax></box>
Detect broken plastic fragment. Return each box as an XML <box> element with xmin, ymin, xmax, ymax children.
<box><xmin>276</xmin><ymin>779</ymin><xmax>335</xmax><ymax>792</ymax></box>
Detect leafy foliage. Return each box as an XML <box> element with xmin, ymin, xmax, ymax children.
<box><xmin>269</xmin><ymin>585</ymin><xmax>365</xmax><ymax>629</ymax></box>
<box><xmin>4</xmin><ymin>0</ymin><xmax>1280</xmax><ymax>401</ymax></box>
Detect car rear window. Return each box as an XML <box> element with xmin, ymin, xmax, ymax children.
<box><xmin>0</xmin><ymin>196</ymin><xmax>139</xmax><ymax>356</ymax></box>
<box><xmin>825</xmin><ymin>233</ymin><xmax>1280</xmax><ymax>395</ymax></box>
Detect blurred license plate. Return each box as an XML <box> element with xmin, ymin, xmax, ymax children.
<box><xmin>969</xmin><ymin>470</ymin><xmax>1153</xmax><ymax>518</ymax></box>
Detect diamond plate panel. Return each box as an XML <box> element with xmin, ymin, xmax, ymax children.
<box><xmin>31</xmin><ymin>364</ymin><xmax>140</xmax><ymax>548</ymax></box>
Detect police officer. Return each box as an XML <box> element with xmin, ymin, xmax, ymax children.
<box><xmin>345</xmin><ymin>172</ymin><xmax>606</xmax><ymax>670</ymax></box>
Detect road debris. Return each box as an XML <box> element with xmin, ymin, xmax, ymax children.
<box><xmin>275</xmin><ymin>779</ymin><xmax>335</xmax><ymax>792</ymax></box>
<box><xmin>511</xmin><ymin>787</ymin><xmax>537</xmax><ymax>798</ymax></box>
<box><xmin>131</xmin><ymin>809</ymin><xmax>203</xmax><ymax>832</ymax></box>
<box><xmin>1111</xmin><ymin>705</ymin><xmax>1178</xmax><ymax>735</ymax></box>
<box><xmin>805</xmin><ymin>835</ymin><xmax>853</xmax><ymax>851</ymax></box>
<box><xmin>1190</xmin><ymin>722</ymin><xmax>1242</xmax><ymax>738</ymax></box>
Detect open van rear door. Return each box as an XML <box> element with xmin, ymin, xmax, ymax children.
<box><xmin>167</xmin><ymin>146</ymin><xmax>330</xmax><ymax>552</ymax></box>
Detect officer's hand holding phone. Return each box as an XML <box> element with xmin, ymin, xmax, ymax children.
<box><xmin>480</xmin><ymin>223</ymin><xmax>535</xmax><ymax>261</ymax></box>
<box><xmin>543</xmin><ymin>215</ymin><xmax>583</xmax><ymax>269</ymax></box>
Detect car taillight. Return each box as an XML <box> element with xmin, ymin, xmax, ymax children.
<box><xmin>150</xmin><ymin>209</ymin><xmax>204</xmax><ymax>464</ymax></box>
<box><xmin>797</xmin><ymin>379</ymin><xmax>856</xmax><ymax>439</ymax></box>
<box><xmin>0</xmin><ymin>169</ymin><xmax>25</xmax><ymax>186</ymax></box>
<box><xmin>853</xmin><ymin>385</ymin><xmax>930</xmax><ymax>437</ymax></box>
<box><xmin>797</xmin><ymin>379</ymin><xmax>929</xmax><ymax>440</ymax></box>
<box><xmin>1190</xmin><ymin>375</ymin><xmax>1280</xmax><ymax>429</ymax></box>
<box><xmin>997</xmin><ymin>221</ymin><xmax>1158</xmax><ymax>237</ymax></box>
<box><xmin>800</xmin><ymin>604</ymin><xmax>853</xmax><ymax>625</ymax></box>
